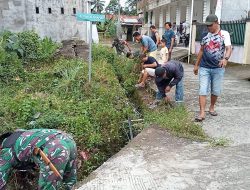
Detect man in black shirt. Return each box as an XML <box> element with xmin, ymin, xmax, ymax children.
<box><xmin>135</xmin><ymin>54</ymin><xmax>160</xmax><ymax>88</ymax></box>
<box><xmin>155</xmin><ymin>60</ymin><xmax>184</xmax><ymax>102</ymax></box>
<box><xmin>150</xmin><ymin>25</ymin><xmax>160</xmax><ymax>47</ymax></box>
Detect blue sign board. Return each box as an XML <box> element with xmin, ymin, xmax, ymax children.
<box><xmin>76</xmin><ymin>13</ymin><xmax>105</xmax><ymax>22</ymax></box>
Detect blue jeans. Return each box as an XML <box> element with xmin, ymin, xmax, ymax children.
<box><xmin>156</xmin><ymin>77</ymin><xmax>184</xmax><ymax>101</ymax></box>
<box><xmin>199</xmin><ymin>67</ymin><xmax>225</xmax><ymax>96</ymax></box>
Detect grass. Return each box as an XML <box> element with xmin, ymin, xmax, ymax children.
<box><xmin>209</xmin><ymin>137</ymin><xmax>231</xmax><ymax>147</ymax></box>
<box><xmin>143</xmin><ymin>104</ymin><xmax>207</xmax><ymax>141</ymax></box>
<box><xmin>92</xmin><ymin>45</ymin><xmax>208</xmax><ymax>141</ymax></box>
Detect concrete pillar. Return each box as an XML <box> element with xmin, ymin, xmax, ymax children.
<box><xmin>176</xmin><ymin>4</ymin><xmax>181</xmax><ymax>44</ymax></box>
<box><xmin>176</xmin><ymin>4</ymin><xmax>181</xmax><ymax>26</ymax></box>
<box><xmin>191</xmin><ymin>22</ymin><xmax>197</xmax><ymax>54</ymax></box>
<box><xmin>159</xmin><ymin>8</ymin><xmax>164</xmax><ymax>37</ymax></box>
<box><xmin>243</xmin><ymin>19</ymin><xmax>250</xmax><ymax>64</ymax></box>
<box><xmin>166</xmin><ymin>5</ymin><xmax>170</xmax><ymax>22</ymax></box>
<box><xmin>152</xmin><ymin>10</ymin><xmax>156</xmax><ymax>25</ymax></box>
<box><xmin>147</xmin><ymin>11</ymin><xmax>151</xmax><ymax>35</ymax></box>
<box><xmin>186</xmin><ymin>0</ymin><xmax>191</xmax><ymax>24</ymax></box>
<box><xmin>203</xmin><ymin>0</ymin><xmax>210</xmax><ymax>23</ymax></box>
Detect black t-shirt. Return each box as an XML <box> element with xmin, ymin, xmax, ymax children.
<box><xmin>144</xmin><ymin>56</ymin><xmax>159</xmax><ymax>68</ymax></box>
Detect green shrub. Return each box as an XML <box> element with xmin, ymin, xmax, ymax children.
<box><xmin>0</xmin><ymin>38</ymin><xmax>25</xmax><ymax>83</ymax></box>
<box><xmin>0</xmin><ymin>51</ymin><xmax>139</xmax><ymax>179</ymax></box>
<box><xmin>0</xmin><ymin>30</ymin><xmax>59</xmax><ymax>63</ymax></box>
<box><xmin>17</xmin><ymin>30</ymin><xmax>40</xmax><ymax>62</ymax></box>
<box><xmin>38</xmin><ymin>37</ymin><xmax>59</xmax><ymax>62</ymax></box>
<box><xmin>28</xmin><ymin>110</ymin><xmax>66</xmax><ymax>129</ymax></box>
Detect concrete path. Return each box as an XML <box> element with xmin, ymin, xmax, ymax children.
<box><xmin>76</xmin><ymin>63</ymin><xmax>250</xmax><ymax>190</ymax></box>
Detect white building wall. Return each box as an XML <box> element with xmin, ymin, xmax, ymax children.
<box><xmin>221</xmin><ymin>0</ymin><xmax>249</xmax><ymax>21</ymax></box>
<box><xmin>203</xmin><ymin>0</ymin><xmax>210</xmax><ymax>22</ymax></box>
<box><xmin>0</xmin><ymin>0</ymin><xmax>89</xmax><ymax>42</ymax></box>
<box><xmin>193</xmin><ymin>0</ymin><xmax>203</xmax><ymax>22</ymax></box>
<box><xmin>0</xmin><ymin>0</ymin><xmax>26</xmax><ymax>32</ymax></box>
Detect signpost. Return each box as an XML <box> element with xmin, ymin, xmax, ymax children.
<box><xmin>76</xmin><ymin>13</ymin><xmax>105</xmax><ymax>82</ymax></box>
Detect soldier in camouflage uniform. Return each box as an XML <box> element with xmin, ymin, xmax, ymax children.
<box><xmin>0</xmin><ymin>129</ymin><xmax>77</xmax><ymax>190</ymax></box>
<box><xmin>111</xmin><ymin>38</ymin><xmax>131</xmax><ymax>55</ymax></box>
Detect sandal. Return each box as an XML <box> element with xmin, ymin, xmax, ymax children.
<box><xmin>135</xmin><ymin>83</ymin><xmax>145</xmax><ymax>88</ymax></box>
<box><xmin>209</xmin><ymin>111</ymin><xmax>218</xmax><ymax>116</ymax></box>
<box><xmin>195</xmin><ymin>117</ymin><xmax>205</xmax><ymax>122</ymax></box>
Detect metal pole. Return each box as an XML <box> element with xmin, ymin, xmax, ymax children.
<box><xmin>188</xmin><ymin>0</ymin><xmax>194</xmax><ymax>64</ymax></box>
<box><xmin>117</xmin><ymin>0</ymin><xmax>121</xmax><ymax>38</ymax></box>
<box><xmin>88</xmin><ymin>21</ymin><xmax>92</xmax><ymax>82</ymax></box>
<box><xmin>128</xmin><ymin>118</ymin><xmax>133</xmax><ymax>140</ymax></box>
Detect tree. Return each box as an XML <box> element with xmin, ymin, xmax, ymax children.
<box><xmin>92</xmin><ymin>0</ymin><xmax>105</xmax><ymax>13</ymax></box>
<box><xmin>124</xmin><ymin>0</ymin><xmax>137</xmax><ymax>15</ymax></box>
<box><xmin>125</xmin><ymin>0</ymin><xmax>137</xmax><ymax>10</ymax></box>
<box><xmin>105</xmin><ymin>0</ymin><xmax>119</xmax><ymax>14</ymax></box>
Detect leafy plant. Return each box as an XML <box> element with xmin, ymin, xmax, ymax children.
<box><xmin>0</xmin><ymin>37</ymin><xmax>25</xmax><ymax>83</ymax></box>
<box><xmin>0</xmin><ymin>30</ymin><xmax>59</xmax><ymax>64</ymax></box>
<box><xmin>209</xmin><ymin>137</ymin><xmax>231</xmax><ymax>147</ymax></box>
<box><xmin>38</xmin><ymin>37</ymin><xmax>59</xmax><ymax>62</ymax></box>
<box><xmin>17</xmin><ymin>30</ymin><xmax>40</xmax><ymax>62</ymax></box>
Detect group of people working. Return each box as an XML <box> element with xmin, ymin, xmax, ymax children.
<box><xmin>132</xmin><ymin>14</ymin><xmax>232</xmax><ymax>122</ymax></box>
<box><xmin>132</xmin><ymin>21</ymin><xmax>184</xmax><ymax>103</ymax></box>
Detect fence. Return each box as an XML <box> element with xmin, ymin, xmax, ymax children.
<box><xmin>195</xmin><ymin>20</ymin><xmax>246</xmax><ymax>45</ymax></box>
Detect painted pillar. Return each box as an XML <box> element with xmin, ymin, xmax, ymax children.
<box><xmin>166</xmin><ymin>5</ymin><xmax>170</xmax><ymax>22</ymax></box>
<box><xmin>152</xmin><ymin>10</ymin><xmax>156</xmax><ymax>25</ymax></box>
<box><xmin>147</xmin><ymin>11</ymin><xmax>151</xmax><ymax>35</ymax></box>
<box><xmin>159</xmin><ymin>7</ymin><xmax>164</xmax><ymax>37</ymax></box>
<box><xmin>203</xmin><ymin>0</ymin><xmax>211</xmax><ymax>22</ymax></box>
<box><xmin>176</xmin><ymin>3</ymin><xmax>181</xmax><ymax>43</ymax></box>
<box><xmin>176</xmin><ymin>4</ymin><xmax>181</xmax><ymax>26</ymax></box>
<box><xmin>243</xmin><ymin>18</ymin><xmax>250</xmax><ymax>64</ymax></box>
<box><xmin>186</xmin><ymin>0</ymin><xmax>191</xmax><ymax>24</ymax></box>
<box><xmin>191</xmin><ymin>22</ymin><xmax>197</xmax><ymax>54</ymax></box>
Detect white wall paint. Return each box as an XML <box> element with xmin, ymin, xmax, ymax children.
<box><xmin>221</xmin><ymin>0</ymin><xmax>249</xmax><ymax>21</ymax></box>
<box><xmin>0</xmin><ymin>0</ymin><xmax>89</xmax><ymax>42</ymax></box>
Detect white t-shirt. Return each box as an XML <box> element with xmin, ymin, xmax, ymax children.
<box><xmin>160</xmin><ymin>47</ymin><xmax>169</xmax><ymax>63</ymax></box>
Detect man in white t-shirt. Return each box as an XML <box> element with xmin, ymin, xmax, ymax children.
<box><xmin>193</xmin><ymin>14</ymin><xmax>232</xmax><ymax>122</ymax></box>
<box><xmin>159</xmin><ymin>39</ymin><xmax>169</xmax><ymax>64</ymax></box>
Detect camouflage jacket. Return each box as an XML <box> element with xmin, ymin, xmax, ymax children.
<box><xmin>0</xmin><ymin>129</ymin><xmax>76</xmax><ymax>190</ymax></box>
<box><xmin>112</xmin><ymin>39</ymin><xmax>126</xmax><ymax>54</ymax></box>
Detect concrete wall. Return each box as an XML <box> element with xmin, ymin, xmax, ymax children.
<box><xmin>243</xmin><ymin>19</ymin><xmax>250</xmax><ymax>65</ymax></box>
<box><xmin>0</xmin><ymin>0</ymin><xmax>89</xmax><ymax>42</ymax></box>
<box><xmin>0</xmin><ymin>0</ymin><xmax>26</xmax><ymax>32</ymax></box>
<box><xmin>193</xmin><ymin>0</ymin><xmax>203</xmax><ymax>22</ymax></box>
<box><xmin>221</xmin><ymin>0</ymin><xmax>249</xmax><ymax>21</ymax></box>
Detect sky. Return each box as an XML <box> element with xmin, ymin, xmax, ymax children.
<box><xmin>104</xmin><ymin>0</ymin><xmax>126</xmax><ymax>8</ymax></box>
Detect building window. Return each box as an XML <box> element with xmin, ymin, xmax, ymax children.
<box><xmin>48</xmin><ymin>7</ymin><xmax>52</xmax><ymax>14</ymax></box>
<box><xmin>73</xmin><ymin>8</ymin><xmax>76</xmax><ymax>14</ymax></box>
<box><xmin>61</xmin><ymin>7</ymin><xmax>64</xmax><ymax>14</ymax></box>
<box><xmin>36</xmin><ymin>7</ymin><xmax>39</xmax><ymax>14</ymax></box>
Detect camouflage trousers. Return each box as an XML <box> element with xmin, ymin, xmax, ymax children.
<box><xmin>35</xmin><ymin>134</ymin><xmax>77</xmax><ymax>190</ymax></box>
